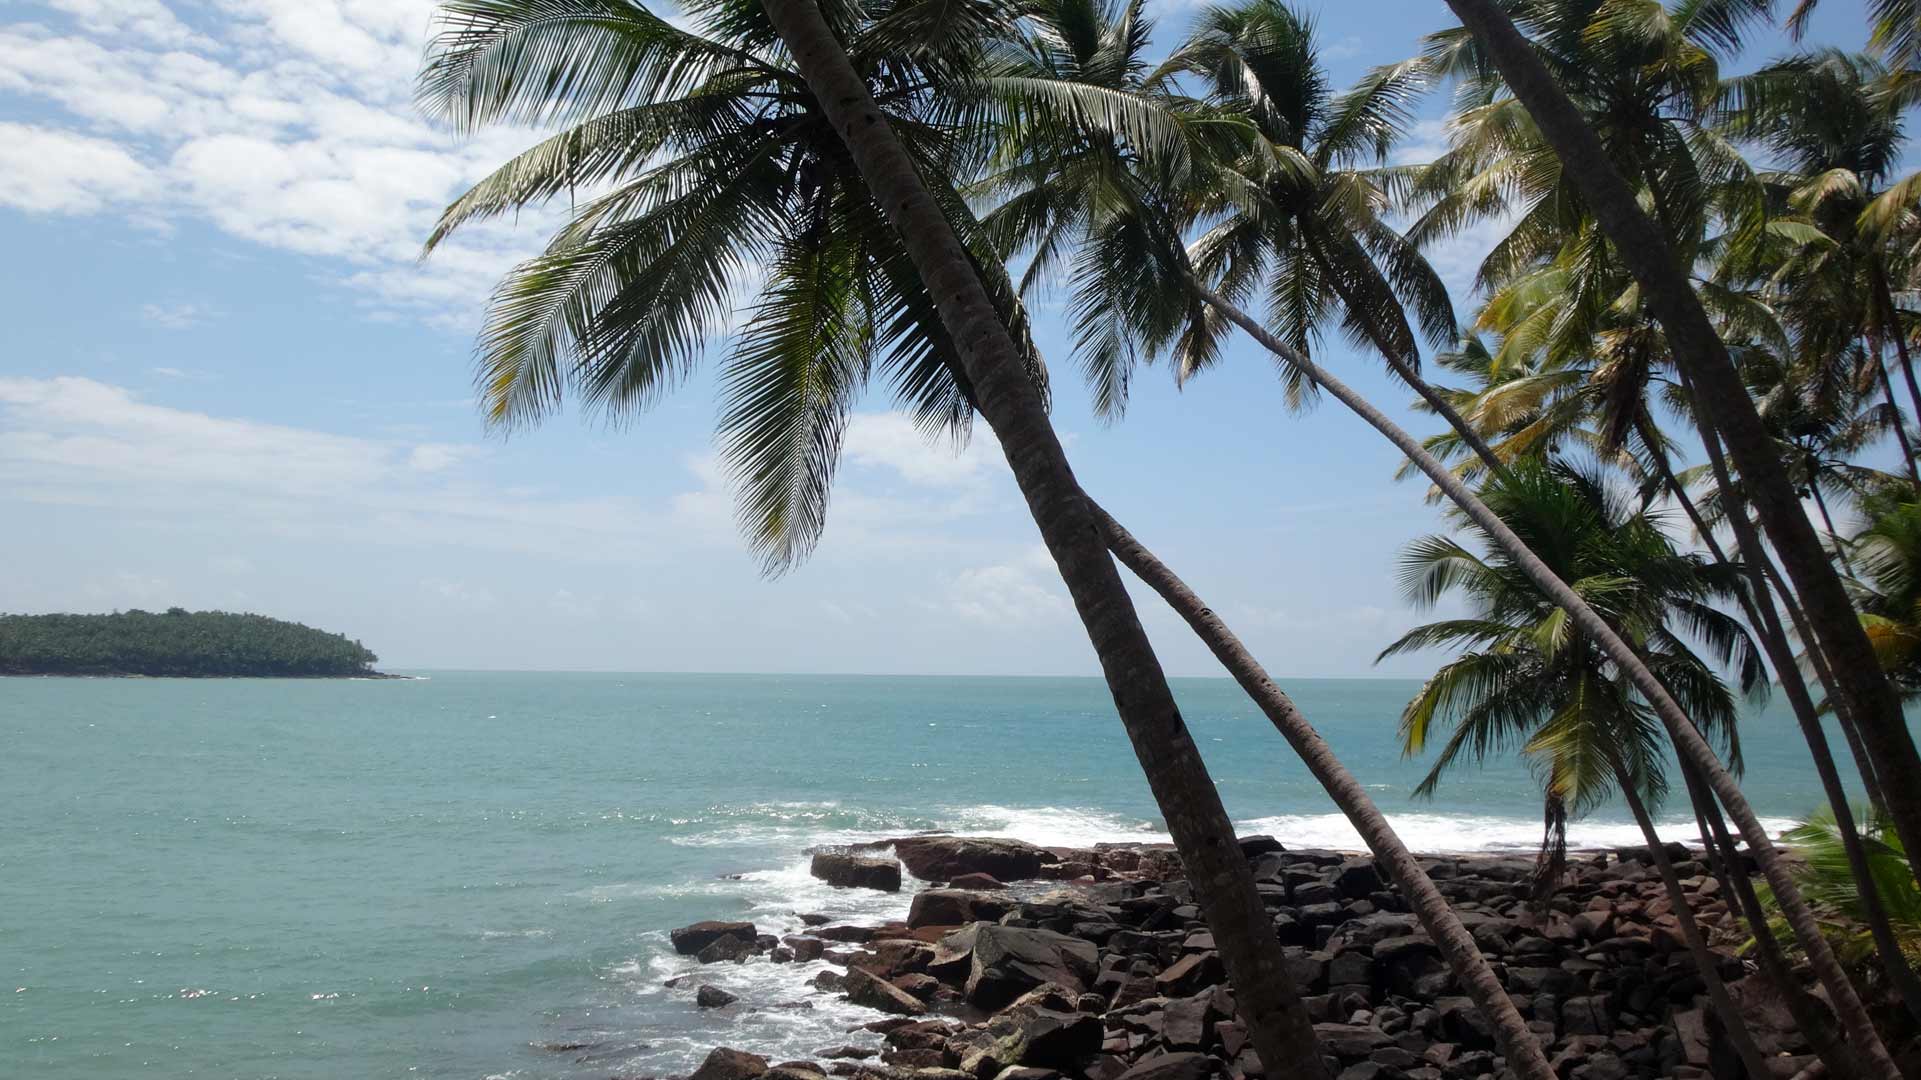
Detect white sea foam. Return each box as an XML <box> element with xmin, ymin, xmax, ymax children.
<box><xmin>1232</xmin><ymin>811</ymin><xmax>1803</xmax><ymax>854</ymax></box>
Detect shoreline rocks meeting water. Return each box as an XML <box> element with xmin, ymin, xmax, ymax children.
<box><xmin>635</xmin><ymin>833</ymin><xmax>1860</xmax><ymax>1080</ymax></box>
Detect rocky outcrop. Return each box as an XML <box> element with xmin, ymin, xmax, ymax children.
<box><xmin>691</xmin><ymin>1047</ymin><xmax>769</xmax><ymax>1080</ymax></box>
<box><xmin>669</xmin><ymin>838</ymin><xmax>1848</xmax><ymax>1080</ymax></box>
<box><xmin>674</xmin><ymin>921</ymin><xmax>759</xmax><ymax>956</ymax></box>
<box><xmin>812</xmin><ymin>852</ymin><xmax>904</xmax><ymax>892</ymax></box>
<box><xmin>696</xmin><ymin>984</ymin><xmax>739</xmax><ymax>1008</ymax></box>
<box><xmin>879</xmin><ymin>836</ymin><xmax>1052</xmax><ymax>881</ymax></box>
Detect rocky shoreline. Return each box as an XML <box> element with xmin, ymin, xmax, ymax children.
<box><xmin>638</xmin><ymin>834</ymin><xmax>1828</xmax><ymax>1080</ymax></box>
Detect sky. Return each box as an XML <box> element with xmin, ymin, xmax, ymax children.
<box><xmin>0</xmin><ymin>0</ymin><xmax>1881</xmax><ymax>676</ymax></box>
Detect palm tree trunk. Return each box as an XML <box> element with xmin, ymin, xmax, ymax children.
<box><xmin>1678</xmin><ymin>759</ymin><xmax>1859</xmax><ymax>1076</ymax></box>
<box><xmin>1872</xmin><ymin>266</ymin><xmax>1921</xmax><ymax>467</ymax></box>
<box><xmin>1440</xmin><ymin>0</ymin><xmax>1921</xmax><ymax>947</ymax></box>
<box><xmin>1090</xmin><ymin>502</ymin><xmax>1556</xmax><ymax>1080</ymax></box>
<box><xmin>1689</xmin><ymin>398</ymin><xmax>1921</xmax><ymax>1019</ymax></box>
<box><xmin>1807</xmin><ymin>479</ymin><xmax>1856</xmax><ymax>576</ymax></box>
<box><xmin>1304</xmin><ymin>238</ymin><xmax>1510</xmax><ymax>481</ymax></box>
<box><xmin>1191</xmin><ymin>280</ymin><xmax>1904</xmax><ymax>1080</ymax></box>
<box><xmin>1750</xmin><ymin>533</ymin><xmax>1890</xmax><ymax>816</ymax></box>
<box><xmin>1869</xmin><ymin>337</ymin><xmax>1921</xmax><ymax>490</ymax></box>
<box><xmin>755</xmin><ymin>3</ymin><xmax>1328</xmax><ymax>1074</ymax></box>
<box><xmin>1610</xmin><ymin>757</ymin><xmax>1774</xmax><ymax>1080</ymax></box>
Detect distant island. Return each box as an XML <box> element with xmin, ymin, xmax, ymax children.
<box><xmin>0</xmin><ymin>609</ymin><xmax>389</xmax><ymax>678</ymax></box>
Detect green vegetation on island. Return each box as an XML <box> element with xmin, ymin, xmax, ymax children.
<box><xmin>0</xmin><ymin>609</ymin><xmax>382</xmax><ymax>678</ymax></box>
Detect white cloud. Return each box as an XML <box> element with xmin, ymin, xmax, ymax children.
<box><xmin>843</xmin><ymin>411</ymin><xmax>1004</xmax><ymax>489</ymax></box>
<box><xmin>939</xmin><ymin>546</ymin><xmax>1071</xmax><ymax>624</ymax></box>
<box><xmin>46</xmin><ymin>0</ymin><xmax>215</xmax><ymax>48</ymax></box>
<box><xmin>141</xmin><ymin>302</ymin><xmax>208</xmax><ymax>330</ymax></box>
<box><xmin>0</xmin><ymin>375</ymin><xmax>673</xmax><ymax>560</ymax></box>
<box><xmin>0</xmin><ymin>3</ymin><xmax>560</xmax><ymax>327</ymax></box>
<box><xmin>0</xmin><ymin>122</ymin><xmax>160</xmax><ymax>213</ymax></box>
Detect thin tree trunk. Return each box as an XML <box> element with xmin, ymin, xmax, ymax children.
<box><xmin>1091</xmin><ymin>502</ymin><xmax>1556</xmax><ymax>1080</ymax></box>
<box><xmin>1753</xmin><ymin>537</ymin><xmax>1890</xmax><ymax>817</ymax></box>
<box><xmin>755</xmin><ymin>3</ymin><xmax>1328</xmax><ymax>1074</ymax></box>
<box><xmin>1304</xmin><ymin>238</ymin><xmax>1511</xmax><ymax>481</ymax></box>
<box><xmin>1870</xmin><ymin>340</ymin><xmax>1921</xmax><ymax>490</ymax></box>
<box><xmin>1689</xmin><ymin>403</ymin><xmax>1921</xmax><ymax>1019</ymax></box>
<box><xmin>1808</xmin><ymin>480</ymin><xmax>1855</xmax><ymax>576</ymax></box>
<box><xmin>1873</xmin><ymin>267</ymin><xmax>1921</xmax><ymax>473</ymax></box>
<box><xmin>1612</xmin><ymin>757</ymin><xmax>1775</xmax><ymax>1080</ymax></box>
<box><xmin>1192</xmin><ymin>280</ymin><xmax>1903</xmax><ymax>1080</ymax></box>
<box><xmin>1680</xmin><ymin>759</ymin><xmax>1859</xmax><ymax>1078</ymax></box>
<box><xmin>1441</xmin><ymin>0</ymin><xmax>1921</xmax><ymax>939</ymax></box>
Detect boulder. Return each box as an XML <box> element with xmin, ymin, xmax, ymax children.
<box><xmin>813</xmin><ymin>852</ymin><xmax>904</xmax><ymax>892</ymax></box>
<box><xmin>965</xmin><ymin>925</ymin><xmax>1101</xmax><ymax>1008</ymax></box>
<box><xmin>886</xmin><ymin>836</ymin><xmax>1051</xmax><ymax>881</ymax></box>
<box><xmin>1109</xmin><ymin>1052</ymin><xmax>1219</xmax><ymax>1080</ymax></box>
<box><xmin>846</xmin><ymin>967</ymin><xmax>929</xmax><ymax>1016</ymax></box>
<box><xmin>1238</xmin><ymin>835</ymin><xmax>1286</xmax><ymax>857</ymax></box>
<box><xmin>1332</xmin><ymin>859</ymin><xmax>1383</xmax><ymax>900</ymax></box>
<box><xmin>949</xmin><ymin>872</ymin><xmax>1005</xmax><ymax>890</ymax></box>
<box><xmin>784</xmin><ymin>935</ymin><xmax>827</xmax><ymax>962</ymax></box>
<box><xmin>910</xmin><ymin>889</ymin><xmax>1010</xmax><ymax>929</ymax></box>
<box><xmin>698</xmin><ymin>935</ymin><xmax>756</xmax><ymax>964</ymax></box>
<box><xmin>697</xmin><ymin>984</ymin><xmax>740</xmax><ymax>1008</ymax></box>
<box><xmin>692</xmin><ymin>1048</ymin><xmax>770</xmax><ymax>1080</ymax></box>
<box><xmin>673</xmin><ymin>921</ymin><xmax>759</xmax><ymax>955</ymax></box>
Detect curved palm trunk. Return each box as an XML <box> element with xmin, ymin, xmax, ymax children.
<box><xmin>1690</xmin><ymin>421</ymin><xmax>1921</xmax><ymax>1017</ymax></box>
<box><xmin>1091</xmin><ymin>502</ymin><xmax>1556</xmax><ymax>1080</ymax></box>
<box><xmin>1680</xmin><ymin>760</ymin><xmax>1860</xmax><ymax>1076</ymax></box>
<box><xmin>1870</xmin><ymin>344</ymin><xmax>1921</xmax><ymax>490</ymax></box>
<box><xmin>1191</xmin><ymin>280</ymin><xmax>1904</xmax><ymax>1080</ymax></box>
<box><xmin>756</xmin><ymin>3</ymin><xmax>1328</xmax><ymax>1074</ymax></box>
<box><xmin>1440</xmin><ymin>0</ymin><xmax>1921</xmax><ymax>943</ymax></box>
<box><xmin>1304</xmin><ymin>238</ymin><xmax>1510</xmax><ymax>481</ymax></box>
<box><xmin>1653</xmin><ymin>425</ymin><xmax>1921</xmax><ymax>1028</ymax></box>
<box><xmin>1611</xmin><ymin>757</ymin><xmax>1773</xmax><ymax>1080</ymax></box>
<box><xmin>1872</xmin><ymin>268</ymin><xmax>1921</xmax><ymax>487</ymax></box>
<box><xmin>1807</xmin><ymin>480</ymin><xmax>1856</xmax><ymax>576</ymax></box>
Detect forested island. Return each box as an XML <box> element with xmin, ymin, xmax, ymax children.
<box><xmin>0</xmin><ymin>609</ymin><xmax>387</xmax><ymax>677</ymax></box>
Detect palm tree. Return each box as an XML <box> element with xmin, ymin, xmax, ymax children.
<box><xmin>1437</xmin><ymin>4</ymin><xmax>1914</xmax><ymax>1071</ymax></box>
<box><xmin>1380</xmin><ymin>459</ymin><xmax>1771</xmax><ymax>1077</ymax></box>
<box><xmin>1846</xmin><ymin>484</ymin><xmax>1921</xmax><ymax>697</ymax></box>
<box><xmin>1720</xmin><ymin>49</ymin><xmax>1921</xmax><ymax>487</ymax></box>
<box><xmin>420</xmin><ymin>0</ymin><xmax>1330</xmax><ymax>1072</ymax></box>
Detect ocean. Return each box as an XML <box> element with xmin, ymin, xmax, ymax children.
<box><xmin>0</xmin><ymin>672</ymin><xmax>1845</xmax><ymax>1079</ymax></box>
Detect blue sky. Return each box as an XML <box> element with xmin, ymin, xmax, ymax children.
<box><xmin>0</xmin><ymin>0</ymin><xmax>1880</xmax><ymax>675</ymax></box>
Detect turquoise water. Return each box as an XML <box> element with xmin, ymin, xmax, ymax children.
<box><xmin>0</xmin><ymin>672</ymin><xmax>1851</xmax><ymax>1079</ymax></box>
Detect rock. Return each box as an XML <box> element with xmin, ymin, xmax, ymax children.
<box><xmin>1238</xmin><ymin>835</ymin><xmax>1287</xmax><ymax>857</ymax></box>
<box><xmin>1155</xmin><ymin>951</ymin><xmax>1224</xmax><ymax>996</ymax></box>
<box><xmin>846</xmin><ymin>968</ymin><xmax>929</xmax><ymax>1016</ymax></box>
<box><xmin>949</xmin><ymin>872</ymin><xmax>1004</xmax><ymax>890</ymax></box>
<box><xmin>813</xmin><ymin>852</ymin><xmax>904</xmax><ymax>892</ymax></box>
<box><xmin>994</xmin><ymin>1069</ymin><xmax>1063</xmax><ymax>1080</ymax></box>
<box><xmin>674</xmin><ymin>921</ymin><xmax>759</xmax><ymax>955</ymax></box>
<box><xmin>1563</xmin><ymin>994</ymin><xmax>1614</xmax><ymax>1036</ymax></box>
<box><xmin>816</xmin><ymin>924</ymin><xmax>880</xmax><ymax>943</ymax></box>
<box><xmin>785</xmin><ymin>935</ymin><xmax>827</xmax><ymax>962</ymax></box>
<box><xmin>1433</xmin><ymin>997</ymin><xmax>1495</xmax><ymax>1049</ymax></box>
<box><xmin>1161</xmin><ymin>993</ymin><xmax>1215</xmax><ymax>1049</ymax></box>
<box><xmin>1312</xmin><ymin>1024</ymin><xmax>1391</xmax><ymax>1059</ymax></box>
<box><xmin>885</xmin><ymin>836</ymin><xmax>1052</xmax><ymax>881</ymax></box>
<box><xmin>1110</xmin><ymin>1052</ymin><xmax>1218</xmax><ymax>1080</ymax></box>
<box><xmin>692</xmin><ymin>1047</ymin><xmax>770</xmax><ymax>1080</ymax></box>
<box><xmin>697</xmin><ymin>984</ymin><xmax>740</xmax><ymax>1008</ymax></box>
<box><xmin>699</xmin><ymin>935</ymin><xmax>756</xmax><ymax>964</ymax></box>
<box><xmin>910</xmin><ymin>889</ymin><xmax>1010</xmax><ymax>929</ymax></box>
<box><xmin>893</xmin><ymin>972</ymin><xmax>942</xmax><ymax>1000</ymax></box>
<box><xmin>1332</xmin><ymin>859</ymin><xmax>1383</xmax><ymax>900</ymax></box>
<box><xmin>965</xmin><ymin>925</ymin><xmax>1100</xmax><ymax>1008</ymax></box>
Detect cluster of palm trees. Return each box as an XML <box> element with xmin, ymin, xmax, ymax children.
<box><xmin>416</xmin><ymin>0</ymin><xmax>1921</xmax><ymax>1076</ymax></box>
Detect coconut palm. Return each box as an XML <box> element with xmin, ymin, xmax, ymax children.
<box><xmin>1436</xmin><ymin>5</ymin><xmax>1915</xmax><ymax>1070</ymax></box>
<box><xmin>1380</xmin><ymin>459</ymin><xmax>1771</xmax><ymax>1077</ymax></box>
<box><xmin>421</xmin><ymin>0</ymin><xmax>1344</xmax><ymax>1071</ymax></box>
<box><xmin>1719</xmin><ymin>49</ymin><xmax>1921</xmax><ymax>486</ymax></box>
<box><xmin>1845</xmin><ymin>485</ymin><xmax>1921</xmax><ymax>697</ymax></box>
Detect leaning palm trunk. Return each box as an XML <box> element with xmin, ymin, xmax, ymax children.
<box><xmin>1091</xmin><ymin>503</ymin><xmax>1556</xmax><ymax>1080</ymax></box>
<box><xmin>1441</xmin><ymin>0</ymin><xmax>1921</xmax><ymax>935</ymax></box>
<box><xmin>1690</xmin><ymin>413</ymin><xmax>1921</xmax><ymax>1019</ymax></box>
<box><xmin>1611</xmin><ymin>757</ymin><xmax>1773</xmax><ymax>1080</ymax></box>
<box><xmin>1191</xmin><ymin>280</ymin><xmax>1902</xmax><ymax>1080</ymax></box>
<box><xmin>755</xmin><ymin>1</ymin><xmax>1328</xmax><ymax>1074</ymax></box>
